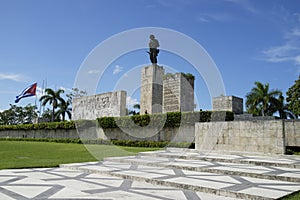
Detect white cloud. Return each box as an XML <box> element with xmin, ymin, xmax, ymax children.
<box><xmin>196</xmin><ymin>12</ymin><xmax>233</xmax><ymax>23</ymax></box>
<box><xmin>127</xmin><ymin>96</ymin><xmax>139</xmax><ymax>109</ymax></box>
<box><xmin>224</xmin><ymin>0</ymin><xmax>258</xmax><ymax>14</ymax></box>
<box><xmin>113</xmin><ymin>65</ymin><xmax>123</xmax><ymax>75</ymax></box>
<box><xmin>36</xmin><ymin>86</ymin><xmax>44</xmax><ymax>99</ymax></box>
<box><xmin>0</xmin><ymin>73</ymin><xmax>26</xmax><ymax>82</ymax></box>
<box><xmin>197</xmin><ymin>17</ymin><xmax>210</xmax><ymax>23</ymax></box>
<box><xmin>262</xmin><ymin>44</ymin><xmax>300</xmax><ymax>64</ymax></box>
<box><xmin>291</xmin><ymin>29</ymin><xmax>300</xmax><ymax>37</ymax></box>
<box><xmin>295</xmin><ymin>55</ymin><xmax>300</xmax><ymax>65</ymax></box>
<box><xmin>87</xmin><ymin>69</ymin><xmax>102</xmax><ymax>74</ymax></box>
<box><xmin>59</xmin><ymin>86</ymin><xmax>73</xmax><ymax>94</ymax></box>
<box><xmin>261</xmin><ymin>15</ymin><xmax>300</xmax><ymax>66</ymax></box>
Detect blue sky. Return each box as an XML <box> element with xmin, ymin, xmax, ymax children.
<box><xmin>0</xmin><ymin>0</ymin><xmax>300</xmax><ymax>112</ymax></box>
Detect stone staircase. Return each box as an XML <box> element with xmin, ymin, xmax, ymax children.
<box><xmin>60</xmin><ymin>148</ymin><xmax>300</xmax><ymax>200</ymax></box>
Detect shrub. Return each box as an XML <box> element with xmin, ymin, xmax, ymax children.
<box><xmin>98</xmin><ymin>111</ymin><xmax>234</xmax><ymax>129</ymax></box>
<box><xmin>0</xmin><ymin>121</ymin><xmax>76</xmax><ymax>131</ymax></box>
<box><xmin>0</xmin><ymin>137</ymin><xmax>194</xmax><ymax>148</ymax></box>
<box><xmin>0</xmin><ymin>111</ymin><xmax>234</xmax><ymax>131</ymax></box>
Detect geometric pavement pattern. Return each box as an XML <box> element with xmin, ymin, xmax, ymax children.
<box><xmin>61</xmin><ymin>148</ymin><xmax>300</xmax><ymax>200</ymax></box>
<box><xmin>0</xmin><ymin>167</ymin><xmax>240</xmax><ymax>200</ymax></box>
<box><xmin>1</xmin><ymin>148</ymin><xmax>300</xmax><ymax>199</ymax></box>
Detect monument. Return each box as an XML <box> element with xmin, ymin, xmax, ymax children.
<box><xmin>212</xmin><ymin>95</ymin><xmax>243</xmax><ymax>114</ymax></box>
<box><xmin>140</xmin><ymin>65</ymin><xmax>164</xmax><ymax>114</ymax></box>
<box><xmin>163</xmin><ymin>73</ymin><xmax>195</xmax><ymax>113</ymax></box>
<box><xmin>140</xmin><ymin>67</ymin><xmax>195</xmax><ymax>114</ymax></box>
<box><xmin>147</xmin><ymin>34</ymin><xmax>160</xmax><ymax>64</ymax></box>
<box><xmin>72</xmin><ymin>90</ymin><xmax>127</xmax><ymax>120</ymax></box>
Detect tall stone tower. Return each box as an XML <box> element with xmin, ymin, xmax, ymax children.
<box><xmin>140</xmin><ymin>65</ymin><xmax>164</xmax><ymax>114</ymax></box>
<box><xmin>163</xmin><ymin>73</ymin><xmax>195</xmax><ymax>113</ymax></box>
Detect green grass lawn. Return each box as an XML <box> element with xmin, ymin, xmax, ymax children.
<box><xmin>0</xmin><ymin>141</ymin><xmax>161</xmax><ymax>169</ymax></box>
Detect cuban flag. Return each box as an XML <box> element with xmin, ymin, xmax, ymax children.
<box><xmin>15</xmin><ymin>83</ymin><xmax>37</xmax><ymax>103</ymax></box>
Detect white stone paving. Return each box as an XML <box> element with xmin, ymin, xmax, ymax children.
<box><xmin>0</xmin><ymin>167</ymin><xmax>241</xmax><ymax>200</ymax></box>
<box><xmin>1</xmin><ymin>149</ymin><xmax>300</xmax><ymax>199</ymax></box>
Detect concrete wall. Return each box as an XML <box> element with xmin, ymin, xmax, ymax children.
<box><xmin>285</xmin><ymin>120</ymin><xmax>300</xmax><ymax>147</ymax></box>
<box><xmin>2</xmin><ymin>120</ymin><xmax>300</xmax><ymax>154</ymax></box>
<box><xmin>72</xmin><ymin>91</ymin><xmax>127</xmax><ymax>120</ymax></box>
<box><xmin>101</xmin><ymin>125</ymin><xmax>194</xmax><ymax>143</ymax></box>
<box><xmin>0</xmin><ymin>129</ymin><xmax>79</xmax><ymax>139</ymax></box>
<box><xmin>0</xmin><ymin>125</ymin><xmax>195</xmax><ymax>143</ymax></box>
<box><xmin>195</xmin><ymin>120</ymin><xmax>286</xmax><ymax>154</ymax></box>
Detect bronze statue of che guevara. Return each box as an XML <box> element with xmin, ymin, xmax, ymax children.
<box><xmin>148</xmin><ymin>34</ymin><xmax>160</xmax><ymax>64</ymax></box>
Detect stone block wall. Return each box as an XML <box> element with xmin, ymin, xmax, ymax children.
<box><xmin>285</xmin><ymin>120</ymin><xmax>300</xmax><ymax>147</ymax></box>
<box><xmin>163</xmin><ymin>73</ymin><xmax>194</xmax><ymax>113</ymax></box>
<box><xmin>163</xmin><ymin>73</ymin><xmax>180</xmax><ymax>112</ymax></box>
<box><xmin>72</xmin><ymin>91</ymin><xmax>126</xmax><ymax>120</ymax></box>
<box><xmin>98</xmin><ymin>125</ymin><xmax>195</xmax><ymax>143</ymax></box>
<box><xmin>0</xmin><ymin>129</ymin><xmax>80</xmax><ymax>139</ymax></box>
<box><xmin>0</xmin><ymin>125</ymin><xmax>195</xmax><ymax>143</ymax></box>
<box><xmin>195</xmin><ymin>120</ymin><xmax>286</xmax><ymax>154</ymax></box>
<box><xmin>140</xmin><ymin>65</ymin><xmax>164</xmax><ymax>114</ymax></box>
<box><xmin>213</xmin><ymin>95</ymin><xmax>243</xmax><ymax>114</ymax></box>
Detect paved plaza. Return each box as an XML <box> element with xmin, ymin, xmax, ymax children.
<box><xmin>1</xmin><ymin>148</ymin><xmax>300</xmax><ymax>199</ymax></box>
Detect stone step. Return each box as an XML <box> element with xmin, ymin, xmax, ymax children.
<box><xmin>60</xmin><ymin>160</ymin><xmax>300</xmax><ymax>200</ymax></box>
<box><xmin>103</xmin><ymin>155</ymin><xmax>300</xmax><ymax>183</ymax></box>
<box><xmin>138</xmin><ymin>148</ymin><xmax>300</xmax><ymax>169</ymax></box>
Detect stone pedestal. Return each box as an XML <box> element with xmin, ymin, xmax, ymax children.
<box><xmin>213</xmin><ymin>95</ymin><xmax>243</xmax><ymax>114</ymax></box>
<box><xmin>140</xmin><ymin>65</ymin><xmax>164</xmax><ymax>114</ymax></box>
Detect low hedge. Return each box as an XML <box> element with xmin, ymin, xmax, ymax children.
<box><xmin>0</xmin><ymin>137</ymin><xmax>82</xmax><ymax>144</ymax></box>
<box><xmin>0</xmin><ymin>121</ymin><xmax>76</xmax><ymax>131</ymax></box>
<box><xmin>98</xmin><ymin>111</ymin><xmax>234</xmax><ymax>129</ymax></box>
<box><xmin>0</xmin><ymin>137</ymin><xmax>194</xmax><ymax>148</ymax></box>
<box><xmin>0</xmin><ymin>111</ymin><xmax>234</xmax><ymax>131</ymax></box>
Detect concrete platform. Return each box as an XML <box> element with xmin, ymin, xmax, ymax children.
<box><xmin>0</xmin><ymin>167</ymin><xmax>239</xmax><ymax>200</ymax></box>
<box><xmin>61</xmin><ymin>148</ymin><xmax>300</xmax><ymax>200</ymax></box>
<box><xmin>1</xmin><ymin>148</ymin><xmax>300</xmax><ymax>199</ymax></box>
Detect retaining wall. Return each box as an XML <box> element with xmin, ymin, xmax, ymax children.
<box><xmin>1</xmin><ymin>120</ymin><xmax>299</xmax><ymax>154</ymax></box>
<box><xmin>0</xmin><ymin>129</ymin><xmax>79</xmax><ymax>139</ymax></box>
<box><xmin>0</xmin><ymin>125</ymin><xmax>195</xmax><ymax>143</ymax></box>
<box><xmin>285</xmin><ymin>120</ymin><xmax>300</xmax><ymax>147</ymax></box>
<box><xmin>195</xmin><ymin>120</ymin><xmax>300</xmax><ymax>154</ymax></box>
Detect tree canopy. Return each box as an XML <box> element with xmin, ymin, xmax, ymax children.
<box><xmin>40</xmin><ymin>88</ymin><xmax>65</xmax><ymax>122</ymax></box>
<box><xmin>0</xmin><ymin>104</ymin><xmax>37</xmax><ymax>125</ymax></box>
<box><xmin>286</xmin><ymin>75</ymin><xmax>300</xmax><ymax>118</ymax></box>
<box><xmin>246</xmin><ymin>81</ymin><xmax>282</xmax><ymax>116</ymax></box>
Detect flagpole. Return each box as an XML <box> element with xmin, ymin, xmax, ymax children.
<box><xmin>39</xmin><ymin>80</ymin><xmax>44</xmax><ymax>117</ymax></box>
<box><xmin>35</xmin><ymin>94</ymin><xmax>37</xmax><ymax>108</ymax></box>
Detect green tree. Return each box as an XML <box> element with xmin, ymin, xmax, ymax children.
<box><xmin>0</xmin><ymin>104</ymin><xmax>37</xmax><ymax>125</ymax></box>
<box><xmin>40</xmin><ymin>88</ymin><xmax>64</xmax><ymax>122</ymax></box>
<box><xmin>55</xmin><ymin>99</ymin><xmax>72</xmax><ymax>121</ymax></box>
<box><xmin>270</xmin><ymin>95</ymin><xmax>296</xmax><ymax>119</ymax></box>
<box><xmin>246</xmin><ymin>81</ymin><xmax>282</xmax><ymax>116</ymax></box>
<box><xmin>286</xmin><ymin>76</ymin><xmax>300</xmax><ymax>118</ymax></box>
<box><xmin>40</xmin><ymin>108</ymin><xmax>52</xmax><ymax>122</ymax></box>
<box><xmin>128</xmin><ymin>104</ymin><xmax>140</xmax><ymax>115</ymax></box>
<box><xmin>66</xmin><ymin>88</ymin><xmax>87</xmax><ymax>104</ymax></box>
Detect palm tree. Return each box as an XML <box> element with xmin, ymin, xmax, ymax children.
<box><xmin>55</xmin><ymin>99</ymin><xmax>72</xmax><ymax>121</ymax></box>
<box><xmin>40</xmin><ymin>88</ymin><xmax>65</xmax><ymax>122</ymax></box>
<box><xmin>246</xmin><ymin>82</ymin><xmax>282</xmax><ymax>116</ymax></box>
<box><xmin>271</xmin><ymin>95</ymin><xmax>296</xmax><ymax>119</ymax></box>
<box><xmin>128</xmin><ymin>104</ymin><xmax>140</xmax><ymax>115</ymax></box>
